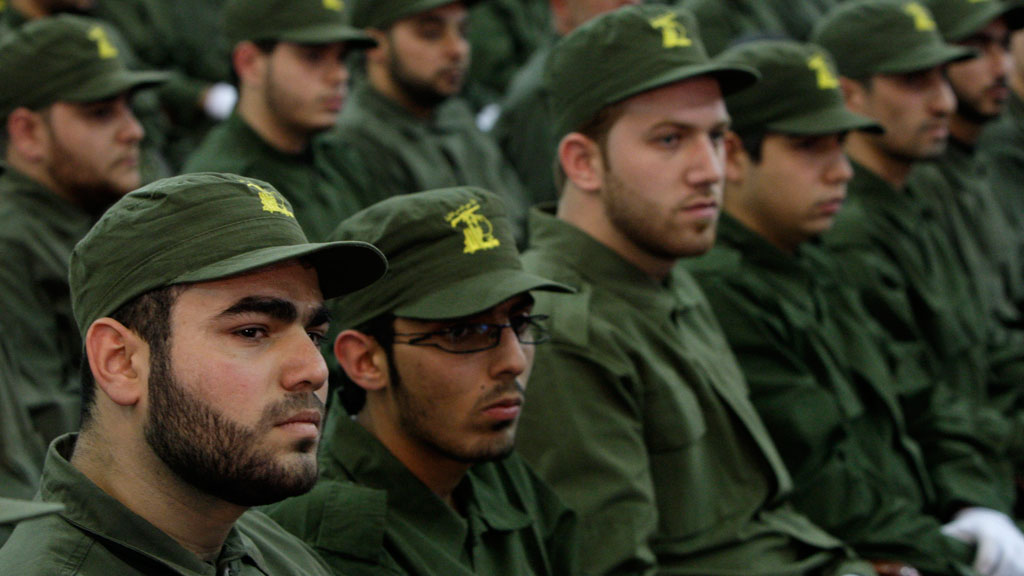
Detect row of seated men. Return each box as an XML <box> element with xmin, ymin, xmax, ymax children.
<box><xmin>3</xmin><ymin>0</ymin><xmax>1024</xmax><ymax>575</ymax></box>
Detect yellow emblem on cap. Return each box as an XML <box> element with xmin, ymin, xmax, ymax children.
<box><xmin>87</xmin><ymin>26</ymin><xmax>118</xmax><ymax>59</ymax></box>
<box><xmin>904</xmin><ymin>2</ymin><xmax>937</xmax><ymax>31</ymax></box>
<box><xmin>323</xmin><ymin>0</ymin><xmax>343</xmax><ymax>11</ymax></box>
<box><xmin>239</xmin><ymin>179</ymin><xmax>295</xmax><ymax>218</ymax></box>
<box><xmin>649</xmin><ymin>12</ymin><xmax>692</xmax><ymax>48</ymax></box>
<box><xmin>807</xmin><ymin>53</ymin><xmax>839</xmax><ymax>90</ymax></box>
<box><xmin>446</xmin><ymin>199</ymin><xmax>500</xmax><ymax>254</ymax></box>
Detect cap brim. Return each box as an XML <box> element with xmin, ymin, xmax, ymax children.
<box><xmin>394</xmin><ymin>269</ymin><xmax>573</xmax><ymax>320</ymax></box>
<box><xmin>947</xmin><ymin>4</ymin><xmax>1024</xmax><ymax>41</ymax></box>
<box><xmin>66</xmin><ymin>70</ymin><xmax>169</xmax><ymax>103</ymax></box>
<box><xmin>0</xmin><ymin>498</ymin><xmax>64</xmax><ymax>525</ymax></box>
<box><xmin>275</xmin><ymin>25</ymin><xmax>377</xmax><ymax>49</ymax></box>
<box><xmin>175</xmin><ymin>240</ymin><xmax>388</xmax><ymax>299</ymax></box>
<box><xmin>877</xmin><ymin>42</ymin><xmax>976</xmax><ymax>75</ymax></box>
<box><xmin>768</xmin><ymin>106</ymin><xmax>882</xmax><ymax>135</ymax></box>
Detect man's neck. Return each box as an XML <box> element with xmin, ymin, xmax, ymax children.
<box><xmin>237</xmin><ymin>92</ymin><xmax>310</xmax><ymax>155</ymax></box>
<box><xmin>949</xmin><ymin>113</ymin><xmax>983</xmax><ymax>147</ymax></box>
<box><xmin>844</xmin><ymin>133</ymin><xmax>911</xmax><ymax>188</ymax></box>
<box><xmin>556</xmin><ymin>190</ymin><xmax>676</xmax><ymax>281</ymax></box>
<box><xmin>71</xmin><ymin>428</ymin><xmax>245</xmax><ymax>563</ymax></box>
<box><xmin>355</xmin><ymin>410</ymin><xmax>470</xmax><ymax>510</ymax></box>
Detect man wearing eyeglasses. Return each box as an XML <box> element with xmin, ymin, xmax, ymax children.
<box><xmin>264</xmin><ymin>186</ymin><xmax>580</xmax><ymax>576</ymax></box>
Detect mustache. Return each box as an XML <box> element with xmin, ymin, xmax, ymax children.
<box><xmin>262</xmin><ymin>393</ymin><xmax>325</xmax><ymax>425</ymax></box>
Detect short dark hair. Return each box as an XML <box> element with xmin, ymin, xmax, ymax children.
<box><xmin>79</xmin><ymin>285</ymin><xmax>182</xmax><ymax>428</ymax></box>
<box><xmin>554</xmin><ymin>99</ymin><xmax>628</xmax><ymax>193</ymax></box>
<box><xmin>335</xmin><ymin>313</ymin><xmax>396</xmax><ymax>415</ymax></box>
<box><xmin>736</xmin><ymin>130</ymin><xmax>766</xmax><ymax>164</ymax></box>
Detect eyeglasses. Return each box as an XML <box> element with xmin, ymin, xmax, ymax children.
<box><xmin>392</xmin><ymin>314</ymin><xmax>550</xmax><ymax>354</ymax></box>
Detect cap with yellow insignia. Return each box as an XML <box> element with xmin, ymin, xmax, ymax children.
<box><xmin>347</xmin><ymin>0</ymin><xmax>481</xmax><ymax>30</ymax></box>
<box><xmin>0</xmin><ymin>14</ymin><xmax>167</xmax><ymax>120</ymax></box>
<box><xmin>925</xmin><ymin>0</ymin><xmax>1024</xmax><ymax>43</ymax></box>
<box><xmin>719</xmin><ymin>40</ymin><xmax>882</xmax><ymax>136</ymax></box>
<box><xmin>70</xmin><ymin>172</ymin><xmax>388</xmax><ymax>337</ymax></box>
<box><xmin>546</xmin><ymin>4</ymin><xmax>759</xmax><ymax>140</ymax></box>
<box><xmin>223</xmin><ymin>0</ymin><xmax>375</xmax><ymax>48</ymax></box>
<box><xmin>811</xmin><ymin>0</ymin><xmax>976</xmax><ymax>78</ymax></box>
<box><xmin>327</xmin><ymin>187</ymin><xmax>572</xmax><ymax>328</ymax></box>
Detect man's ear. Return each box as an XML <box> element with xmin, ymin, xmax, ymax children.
<box><xmin>6</xmin><ymin>107</ymin><xmax>49</xmax><ymax>164</ymax></box>
<box><xmin>233</xmin><ymin>41</ymin><xmax>266</xmax><ymax>87</ymax></box>
<box><xmin>558</xmin><ymin>132</ymin><xmax>604</xmax><ymax>193</ymax></box>
<box><xmin>839</xmin><ymin>76</ymin><xmax>867</xmax><ymax>114</ymax></box>
<box><xmin>334</xmin><ymin>330</ymin><xmax>389</xmax><ymax>392</ymax></box>
<box><xmin>723</xmin><ymin>131</ymin><xmax>750</xmax><ymax>184</ymax></box>
<box><xmin>85</xmin><ymin>318</ymin><xmax>147</xmax><ymax>407</ymax></box>
<box><xmin>364</xmin><ymin>28</ymin><xmax>389</xmax><ymax>67</ymax></box>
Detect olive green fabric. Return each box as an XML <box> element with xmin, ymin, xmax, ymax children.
<box><xmin>822</xmin><ymin>162</ymin><xmax>1024</xmax><ymax>486</ymax></box>
<box><xmin>348</xmin><ymin>0</ymin><xmax>480</xmax><ymax>28</ymax></box>
<box><xmin>0</xmin><ymin>498</ymin><xmax>63</xmax><ymax>526</ymax></box>
<box><xmin>223</xmin><ymin>0</ymin><xmax>374</xmax><ymax>46</ymax></box>
<box><xmin>978</xmin><ymin>91</ymin><xmax>1024</xmax><ymax>260</ymax></box>
<box><xmin>492</xmin><ymin>43</ymin><xmax>560</xmax><ymax>205</ymax></box>
<box><xmin>463</xmin><ymin>0</ymin><xmax>551</xmax><ymax>111</ymax></box>
<box><xmin>681</xmin><ymin>0</ymin><xmax>789</xmax><ymax>55</ymax></box>
<box><xmin>516</xmin><ymin>206</ymin><xmax>876</xmax><ymax>576</ymax></box>
<box><xmin>719</xmin><ymin>39</ymin><xmax>880</xmax><ymax>135</ymax></box>
<box><xmin>93</xmin><ymin>0</ymin><xmax>232</xmax><ymax>170</ymax></box>
<box><xmin>688</xmin><ymin>214</ymin><xmax>995</xmax><ymax>574</ymax></box>
<box><xmin>0</xmin><ymin>14</ymin><xmax>166</xmax><ymax>119</ymax></box>
<box><xmin>323</xmin><ymin>83</ymin><xmax>531</xmax><ymax>243</ymax></box>
<box><xmin>0</xmin><ymin>169</ymin><xmax>93</xmax><ymax>496</ymax></box>
<box><xmin>0</xmin><ymin>326</ymin><xmax>48</xmax><ymax>504</ymax></box>
<box><xmin>70</xmin><ymin>172</ymin><xmax>387</xmax><ymax>338</ymax></box>
<box><xmin>811</xmin><ymin>0</ymin><xmax>975</xmax><ymax>77</ymax></box>
<box><xmin>547</xmin><ymin>5</ymin><xmax>757</xmax><ymax>140</ymax></box>
<box><xmin>0</xmin><ymin>435</ymin><xmax>335</xmax><ymax>575</ymax></box>
<box><xmin>265</xmin><ymin>412</ymin><xmax>580</xmax><ymax>576</ymax></box>
<box><xmin>183</xmin><ymin>113</ymin><xmax>373</xmax><ymax>242</ymax></box>
<box><xmin>926</xmin><ymin>0</ymin><xmax>1024</xmax><ymax>42</ymax></box>
<box><xmin>327</xmin><ymin>187</ymin><xmax>570</xmax><ymax>328</ymax></box>
<box><xmin>909</xmin><ymin>141</ymin><xmax>1024</xmax><ymax>328</ymax></box>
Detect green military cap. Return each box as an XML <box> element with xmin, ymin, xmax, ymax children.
<box><xmin>0</xmin><ymin>14</ymin><xmax>167</xmax><ymax>120</ymax></box>
<box><xmin>925</xmin><ymin>0</ymin><xmax>1024</xmax><ymax>42</ymax></box>
<box><xmin>223</xmin><ymin>0</ymin><xmax>375</xmax><ymax>48</ymax></box>
<box><xmin>0</xmin><ymin>498</ymin><xmax>63</xmax><ymax>526</ymax></box>
<box><xmin>720</xmin><ymin>40</ymin><xmax>881</xmax><ymax>136</ymax></box>
<box><xmin>348</xmin><ymin>0</ymin><xmax>479</xmax><ymax>29</ymax></box>
<box><xmin>546</xmin><ymin>4</ymin><xmax>759</xmax><ymax>140</ymax></box>
<box><xmin>811</xmin><ymin>0</ymin><xmax>976</xmax><ymax>78</ymax></box>
<box><xmin>328</xmin><ymin>187</ymin><xmax>572</xmax><ymax>329</ymax></box>
<box><xmin>70</xmin><ymin>172</ymin><xmax>388</xmax><ymax>337</ymax></box>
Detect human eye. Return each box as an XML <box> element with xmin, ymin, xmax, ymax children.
<box><xmin>652</xmin><ymin>131</ymin><xmax>681</xmax><ymax>148</ymax></box>
<box><xmin>234</xmin><ymin>326</ymin><xmax>269</xmax><ymax>340</ymax></box>
<box><xmin>415</xmin><ymin>20</ymin><xmax>445</xmax><ymax>41</ymax></box>
<box><xmin>307</xmin><ymin>329</ymin><xmax>327</xmax><ymax>346</ymax></box>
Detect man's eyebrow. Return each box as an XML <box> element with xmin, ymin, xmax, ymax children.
<box><xmin>219</xmin><ymin>297</ymin><xmax>298</xmax><ymax>324</ymax></box>
<box><xmin>308</xmin><ymin>304</ymin><xmax>331</xmax><ymax>327</ymax></box>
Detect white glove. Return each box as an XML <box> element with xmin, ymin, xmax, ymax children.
<box><xmin>203</xmin><ymin>82</ymin><xmax>237</xmax><ymax>121</ymax></box>
<box><xmin>941</xmin><ymin>507</ymin><xmax>1024</xmax><ymax>576</ymax></box>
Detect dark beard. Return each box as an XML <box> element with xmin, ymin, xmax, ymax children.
<box><xmin>387</xmin><ymin>52</ymin><xmax>452</xmax><ymax>111</ymax></box>
<box><xmin>143</xmin><ymin>343</ymin><xmax>324</xmax><ymax>507</ymax></box>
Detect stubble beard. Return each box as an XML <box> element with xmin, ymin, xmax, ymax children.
<box><xmin>387</xmin><ymin>51</ymin><xmax>455</xmax><ymax>111</ymax></box>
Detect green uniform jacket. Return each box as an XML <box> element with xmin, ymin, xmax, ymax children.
<box><xmin>688</xmin><ymin>214</ymin><xmax>988</xmax><ymax>574</ymax></box>
<box><xmin>265</xmin><ymin>413</ymin><xmax>579</xmax><ymax>576</ymax></box>
<box><xmin>978</xmin><ymin>91</ymin><xmax>1024</xmax><ymax>255</ymax></box>
<box><xmin>0</xmin><ymin>170</ymin><xmax>91</xmax><ymax>491</ymax></box>
<box><xmin>909</xmin><ymin>143</ymin><xmax>1024</xmax><ymax>327</ymax></box>
<box><xmin>93</xmin><ymin>0</ymin><xmax>231</xmax><ymax>170</ymax></box>
<box><xmin>183</xmin><ymin>113</ymin><xmax>370</xmax><ymax>242</ymax></box>
<box><xmin>0</xmin><ymin>434</ymin><xmax>335</xmax><ymax>576</ymax></box>
<box><xmin>516</xmin><ymin>207</ymin><xmax>875</xmax><ymax>576</ymax></box>
<box><xmin>492</xmin><ymin>44</ymin><xmax>560</xmax><ymax>207</ymax></box>
<box><xmin>324</xmin><ymin>83</ymin><xmax>530</xmax><ymax>243</ymax></box>
<box><xmin>0</xmin><ymin>328</ymin><xmax>49</xmax><ymax>546</ymax></box>
<box><xmin>822</xmin><ymin>162</ymin><xmax>1022</xmax><ymax>491</ymax></box>
<box><xmin>464</xmin><ymin>0</ymin><xmax>550</xmax><ymax>111</ymax></box>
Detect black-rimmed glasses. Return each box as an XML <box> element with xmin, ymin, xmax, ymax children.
<box><xmin>392</xmin><ymin>314</ymin><xmax>550</xmax><ymax>354</ymax></box>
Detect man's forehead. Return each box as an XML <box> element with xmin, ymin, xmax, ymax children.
<box><xmin>403</xmin><ymin>1</ymin><xmax>467</xmax><ymax>24</ymax></box>
<box><xmin>618</xmin><ymin>77</ymin><xmax>728</xmax><ymax>124</ymax></box>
